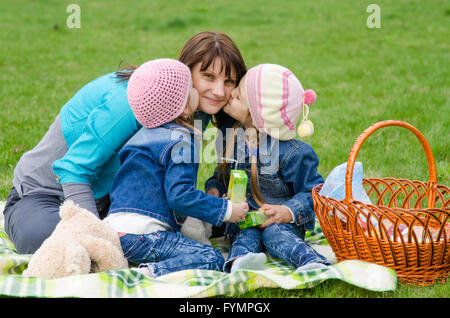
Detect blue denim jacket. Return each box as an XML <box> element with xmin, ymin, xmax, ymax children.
<box><xmin>107</xmin><ymin>123</ymin><xmax>229</xmax><ymax>231</ymax></box>
<box><xmin>205</xmin><ymin>123</ymin><xmax>324</xmax><ymax>232</ymax></box>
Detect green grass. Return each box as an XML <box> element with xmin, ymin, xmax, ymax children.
<box><xmin>0</xmin><ymin>0</ymin><xmax>448</xmax><ymax>297</ymax></box>
<box><xmin>229</xmin><ymin>279</ymin><xmax>449</xmax><ymax>298</ymax></box>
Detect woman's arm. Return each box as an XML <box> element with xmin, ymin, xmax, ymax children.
<box><xmin>204</xmin><ymin>167</ymin><xmax>228</xmax><ymax>197</ymax></box>
<box><xmin>53</xmin><ymin>94</ymin><xmax>140</xmax><ymax>214</ymax></box>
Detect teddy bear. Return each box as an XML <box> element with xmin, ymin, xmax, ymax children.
<box><xmin>22</xmin><ymin>200</ymin><xmax>128</xmax><ymax>279</ymax></box>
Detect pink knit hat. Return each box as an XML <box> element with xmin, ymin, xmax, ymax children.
<box><xmin>127</xmin><ymin>58</ymin><xmax>191</xmax><ymax>128</ymax></box>
<box><xmin>245</xmin><ymin>64</ymin><xmax>316</xmax><ymax>140</ymax></box>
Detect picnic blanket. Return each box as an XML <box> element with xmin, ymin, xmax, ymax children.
<box><xmin>0</xmin><ymin>201</ymin><xmax>397</xmax><ymax>297</ymax></box>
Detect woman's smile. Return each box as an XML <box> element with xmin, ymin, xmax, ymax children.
<box><xmin>203</xmin><ymin>96</ymin><xmax>223</xmax><ymax>105</ymax></box>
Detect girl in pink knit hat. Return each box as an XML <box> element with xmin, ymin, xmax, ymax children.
<box><xmin>205</xmin><ymin>63</ymin><xmax>331</xmax><ymax>273</ymax></box>
<box><xmin>103</xmin><ymin>59</ymin><xmax>250</xmax><ymax>278</ymax></box>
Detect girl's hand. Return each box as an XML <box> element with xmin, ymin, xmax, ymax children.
<box><xmin>228</xmin><ymin>201</ymin><xmax>249</xmax><ymax>223</ymax></box>
<box><xmin>259</xmin><ymin>204</ymin><xmax>293</xmax><ymax>228</ymax></box>
<box><xmin>206</xmin><ymin>188</ymin><xmax>220</xmax><ymax>197</ymax></box>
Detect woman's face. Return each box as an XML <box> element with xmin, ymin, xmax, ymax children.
<box><xmin>223</xmin><ymin>74</ymin><xmax>250</xmax><ymax>123</ymax></box>
<box><xmin>191</xmin><ymin>57</ymin><xmax>237</xmax><ymax>115</ymax></box>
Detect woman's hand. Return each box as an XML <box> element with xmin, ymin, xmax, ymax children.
<box><xmin>259</xmin><ymin>204</ymin><xmax>293</xmax><ymax>228</ymax></box>
<box><xmin>206</xmin><ymin>188</ymin><xmax>220</xmax><ymax>197</ymax></box>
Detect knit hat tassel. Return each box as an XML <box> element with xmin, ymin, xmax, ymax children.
<box><xmin>297</xmin><ymin>89</ymin><xmax>316</xmax><ymax>138</ymax></box>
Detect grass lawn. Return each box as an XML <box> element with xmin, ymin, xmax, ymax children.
<box><xmin>0</xmin><ymin>0</ymin><xmax>448</xmax><ymax>297</ymax></box>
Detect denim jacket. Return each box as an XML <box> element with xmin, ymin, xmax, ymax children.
<box><xmin>205</xmin><ymin>123</ymin><xmax>324</xmax><ymax>232</ymax></box>
<box><xmin>108</xmin><ymin>123</ymin><xmax>229</xmax><ymax>231</ymax></box>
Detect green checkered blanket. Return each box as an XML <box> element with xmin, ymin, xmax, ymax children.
<box><xmin>0</xmin><ymin>201</ymin><xmax>397</xmax><ymax>297</ymax></box>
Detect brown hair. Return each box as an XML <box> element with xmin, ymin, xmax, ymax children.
<box><xmin>115</xmin><ymin>60</ymin><xmax>138</xmax><ymax>82</ymax></box>
<box><xmin>218</xmin><ymin>121</ymin><xmax>266</xmax><ymax>207</ymax></box>
<box><xmin>178</xmin><ymin>31</ymin><xmax>246</xmax><ymax>83</ymax></box>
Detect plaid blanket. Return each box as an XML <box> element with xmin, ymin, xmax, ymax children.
<box><xmin>0</xmin><ymin>201</ymin><xmax>397</xmax><ymax>297</ymax></box>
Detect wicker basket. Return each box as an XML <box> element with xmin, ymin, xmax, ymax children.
<box><xmin>312</xmin><ymin>120</ymin><xmax>450</xmax><ymax>285</ymax></box>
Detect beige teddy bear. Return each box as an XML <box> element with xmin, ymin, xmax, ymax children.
<box><xmin>23</xmin><ymin>200</ymin><xmax>128</xmax><ymax>279</ymax></box>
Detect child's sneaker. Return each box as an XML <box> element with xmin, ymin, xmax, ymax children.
<box><xmin>131</xmin><ymin>264</ymin><xmax>153</xmax><ymax>278</ymax></box>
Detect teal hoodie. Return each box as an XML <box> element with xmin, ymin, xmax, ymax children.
<box><xmin>52</xmin><ymin>73</ymin><xmax>141</xmax><ymax>199</ymax></box>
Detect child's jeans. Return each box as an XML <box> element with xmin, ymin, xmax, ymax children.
<box><xmin>224</xmin><ymin>223</ymin><xmax>330</xmax><ymax>272</ymax></box>
<box><xmin>119</xmin><ymin>231</ymin><xmax>224</xmax><ymax>277</ymax></box>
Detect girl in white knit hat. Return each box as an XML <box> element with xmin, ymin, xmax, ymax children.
<box><xmin>205</xmin><ymin>63</ymin><xmax>331</xmax><ymax>272</ymax></box>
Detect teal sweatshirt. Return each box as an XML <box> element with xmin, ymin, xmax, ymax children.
<box><xmin>52</xmin><ymin>73</ymin><xmax>141</xmax><ymax>199</ymax></box>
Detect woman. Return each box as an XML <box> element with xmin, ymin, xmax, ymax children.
<box><xmin>3</xmin><ymin>31</ymin><xmax>247</xmax><ymax>254</ymax></box>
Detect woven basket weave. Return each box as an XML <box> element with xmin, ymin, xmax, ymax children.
<box><xmin>312</xmin><ymin>120</ymin><xmax>449</xmax><ymax>285</ymax></box>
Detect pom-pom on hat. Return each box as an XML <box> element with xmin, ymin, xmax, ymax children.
<box><xmin>245</xmin><ymin>64</ymin><xmax>316</xmax><ymax>140</ymax></box>
<box><xmin>127</xmin><ymin>58</ymin><xmax>191</xmax><ymax>128</ymax></box>
<box><xmin>297</xmin><ymin>89</ymin><xmax>316</xmax><ymax>138</ymax></box>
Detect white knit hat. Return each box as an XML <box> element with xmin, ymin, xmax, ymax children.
<box><xmin>245</xmin><ymin>64</ymin><xmax>316</xmax><ymax>140</ymax></box>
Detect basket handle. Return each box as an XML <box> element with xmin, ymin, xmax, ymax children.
<box><xmin>343</xmin><ymin>120</ymin><xmax>437</xmax><ymax>207</ymax></box>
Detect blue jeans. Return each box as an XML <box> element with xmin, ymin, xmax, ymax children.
<box><xmin>224</xmin><ymin>223</ymin><xmax>330</xmax><ymax>272</ymax></box>
<box><xmin>119</xmin><ymin>231</ymin><xmax>225</xmax><ymax>277</ymax></box>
